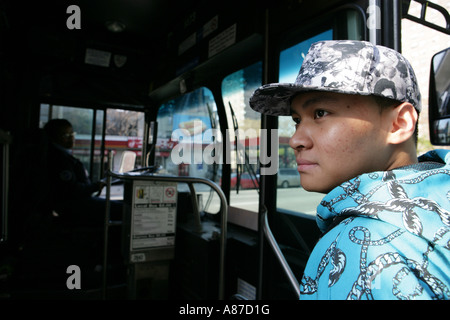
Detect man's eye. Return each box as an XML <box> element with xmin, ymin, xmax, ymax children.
<box><xmin>314</xmin><ymin>109</ymin><xmax>328</xmax><ymax>119</ymax></box>
<box><xmin>292</xmin><ymin>117</ymin><xmax>300</xmax><ymax>126</ymax></box>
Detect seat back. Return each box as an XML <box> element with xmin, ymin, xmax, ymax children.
<box><xmin>118</xmin><ymin>150</ymin><xmax>136</xmax><ymax>173</ymax></box>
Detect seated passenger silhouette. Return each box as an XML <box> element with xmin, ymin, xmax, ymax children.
<box><xmin>43</xmin><ymin>119</ymin><xmax>122</xmax><ymax>227</ymax></box>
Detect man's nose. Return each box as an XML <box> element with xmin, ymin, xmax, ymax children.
<box><xmin>289</xmin><ymin>125</ymin><xmax>312</xmax><ymax>150</ymax></box>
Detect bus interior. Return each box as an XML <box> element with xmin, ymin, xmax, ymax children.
<box><xmin>0</xmin><ymin>0</ymin><xmax>449</xmax><ymax>300</ymax></box>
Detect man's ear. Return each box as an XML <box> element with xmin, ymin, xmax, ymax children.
<box><xmin>386</xmin><ymin>102</ymin><xmax>418</xmax><ymax>145</ymax></box>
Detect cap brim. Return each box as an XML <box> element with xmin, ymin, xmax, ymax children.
<box><xmin>249</xmin><ymin>83</ymin><xmax>353</xmax><ymax>116</ymax></box>
<box><xmin>249</xmin><ymin>83</ymin><xmax>385</xmax><ymax>116</ymax></box>
<box><xmin>249</xmin><ymin>83</ymin><xmax>307</xmax><ymax>116</ymax></box>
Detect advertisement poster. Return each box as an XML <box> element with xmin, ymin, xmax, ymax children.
<box><xmin>131</xmin><ymin>181</ymin><xmax>177</xmax><ymax>249</ymax></box>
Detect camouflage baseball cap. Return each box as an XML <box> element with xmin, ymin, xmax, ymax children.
<box><xmin>249</xmin><ymin>40</ymin><xmax>421</xmax><ymax>116</ymax></box>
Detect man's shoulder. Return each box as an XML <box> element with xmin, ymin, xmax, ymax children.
<box><xmin>302</xmin><ymin>214</ymin><xmax>450</xmax><ymax>299</ymax></box>
<box><xmin>318</xmin><ymin>216</ymin><xmax>399</xmax><ymax>246</ymax></box>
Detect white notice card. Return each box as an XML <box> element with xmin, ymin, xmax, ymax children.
<box><xmin>131</xmin><ymin>181</ymin><xmax>177</xmax><ymax>249</ymax></box>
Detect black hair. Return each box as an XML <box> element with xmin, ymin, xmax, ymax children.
<box><xmin>43</xmin><ymin>119</ymin><xmax>73</xmax><ymax>140</ymax></box>
<box><xmin>371</xmin><ymin>95</ymin><xmax>419</xmax><ymax>146</ymax></box>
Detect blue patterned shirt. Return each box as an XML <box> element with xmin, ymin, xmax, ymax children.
<box><xmin>300</xmin><ymin>149</ymin><xmax>450</xmax><ymax>300</ymax></box>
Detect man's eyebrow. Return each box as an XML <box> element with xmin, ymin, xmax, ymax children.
<box><xmin>290</xmin><ymin>95</ymin><xmax>337</xmax><ymax>115</ymax></box>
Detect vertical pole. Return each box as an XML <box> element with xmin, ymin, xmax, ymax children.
<box><xmin>101</xmin><ymin>151</ymin><xmax>113</xmax><ymax>299</ymax></box>
<box><xmin>392</xmin><ymin>0</ymin><xmax>402</xmax><ymax>52</ymax></box>
<box><xmin>99</xmin><ymin>110</ymin><xmax>107</xmax><ymax>179</ymax></box>
<box><xmin>1</xmin><ymin>134</ymin><xmax>10</xmax><ymax>242</ymax></box>
<box><xmin>89</xmin><ymin>110</ymin><xmax>97</xmax><ymax>179</ymax></box>
<box><xmin>368</xmin><ymin>0</ymin><xmax>382</xmax><ymax>45</ymax></box>
<box><xmin>257</xmin><ymin>8</ymin><xmax>271</xmax><ymax>301</ymax></box>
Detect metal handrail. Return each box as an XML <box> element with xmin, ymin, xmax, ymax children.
<box><xmin>261</xmin><ymin>206</ymin><xmax>300</xmax><ymax>299</ymax></box>
<box><xmin>102</xmin><ymin>170</ymin><xmax>228</xmax><ymax>300</ymax></box>
<box><xmin>1</xmin><ymin>130</ymin><xmax>12</xmax><ymax>243</ymax></box>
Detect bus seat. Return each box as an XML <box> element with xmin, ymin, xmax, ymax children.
<box><xmin>118</xmin><ymin>150</ymin><xmax>136</xmax><ymax>173</ymax></box>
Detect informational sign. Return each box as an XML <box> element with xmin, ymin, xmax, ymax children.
<box><xmin>130</xmin><ymin>181</ymin><xmax>177</xmax><ymax>250</ymax></box>
<box><xmin>85</xmin><ymin>48</ymin><xmax>111</xmax><ymax>67</ymax></box>
<box><xmin>208</xmin><ymin>24</ymin><xmax>236</xmax><ymax>58</ymax></box>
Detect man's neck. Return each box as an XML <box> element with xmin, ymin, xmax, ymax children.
<box><xmin>386</xmin><ymin>145</ymin><xmax>418</xmax><ymax>171</ymax></box>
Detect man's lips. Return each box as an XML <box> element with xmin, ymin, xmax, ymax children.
<box><xmin>296</xmin><ymin>159</ymin><xmax>318</xmax><ymax>172</ymax></box>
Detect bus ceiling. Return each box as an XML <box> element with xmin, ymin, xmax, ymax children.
<box><xmin>2</xmin><ymin>1</ymin><xmax>449</xmax><ymax>70</ymax></box>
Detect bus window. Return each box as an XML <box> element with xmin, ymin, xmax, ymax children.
<box><xmin>156</xmin><ymin>87</ymin><xmax>220</xmax><ymax>179</ymax></box>
<box><xmin>277</xmin><ymin>30</ymin><xmax>333</xmax><ymax>217</ymax></box>
<box><xmin>156</xmin><ymin>87</ymin><xmax>222</xmax><ymax>213</ymax></box>
<box><xmin>39</xmin><ymin>104</ymin><xmax>144</xmax><ymax>183</ymax></box>
<box><xmin>40</xmin><ymin>104</ymin><xmax>101</xmax><ymax>180</ymax></box>
<box><xmin>105</xmin><ymin>109</ymin><xmax>144</xmax><ymax>173</ymax></box>
<box><xmin>222</xmin><ymin>61</ymin><xmax>262</xmax><ymax>213</ymax></box>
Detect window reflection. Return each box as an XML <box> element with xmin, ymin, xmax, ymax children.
<box><xmin>156</xmin><ymin>87</ymin><xmax>222</xmax><ymax>214</ymax></box>
<box><xmin>156</xmin><ymin>87</ymin><xmax>221</xmax><ymax>182</ymax></box>
<box><xmin>222</xmin><ymin>61</ymin><xmax>262</xmax><ymax>213</ymax></box>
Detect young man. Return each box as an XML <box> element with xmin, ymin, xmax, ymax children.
<box><xmin>250</xmin><ymin>40</ymin><xmax>450</xmax><ymax>300</ymax></box>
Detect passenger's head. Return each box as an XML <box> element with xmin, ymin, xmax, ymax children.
<box><xmin>249</xmin><ymin>40</ymin><xmax>421</xmax><ymax>193</ymax></box>
<box><xmin>44</xmin><ymin>119</ymin><xmax>75</xmax><ymax>149</ymax></box>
